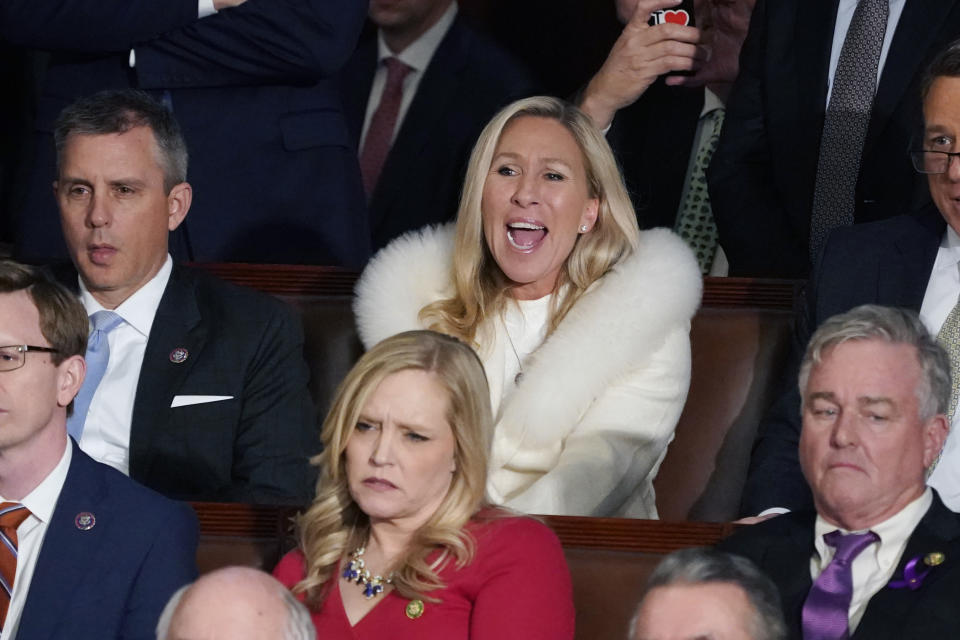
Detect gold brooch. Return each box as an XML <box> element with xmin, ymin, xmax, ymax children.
<box><xmin>924</xmin><ymin>551</ymin><xmax>946</xmax><ymax>567</ymax></box>
<box><xmin>405</xmin><ymin>599</ymin><xmax>424</xmax><ymax>620</ymax></box>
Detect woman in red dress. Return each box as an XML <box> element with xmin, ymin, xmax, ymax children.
<box><xmin>273</xmin><ymin>330</ymin><xmax>574</xmax><ymax>639</ymax></box>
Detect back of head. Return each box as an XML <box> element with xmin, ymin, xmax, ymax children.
<box><xmin>0</xmin><ymin>260</ymin><xmax>87</xmax><ymax>364</ymax></box>
<box><xmin>156</xmin><ymin>567</ymin><xmax>314</xmax><ymax>640</ymax></box>
<box><xmin>631</xmin><ymin>548</ymin><xmax>786</xmax><ymax>640</ymax></box>
<box><xmin>55</xmin><ymin>89</ymin><xmax>188</xmax><ymax>193</ymax></box>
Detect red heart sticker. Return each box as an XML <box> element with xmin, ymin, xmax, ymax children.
<box><xmin>663</xmin><ymin>9</ymin><xmax>690</xmax><ymax>25</ymax></box>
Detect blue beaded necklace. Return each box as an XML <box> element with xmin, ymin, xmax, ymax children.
<box><xmin>342</xmin><ymin>547</ymin><xmax>394</xmax><ymax>599</ymax></box>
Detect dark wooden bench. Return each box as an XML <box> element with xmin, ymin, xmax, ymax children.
<box><xmin>191</xmin><ymin>502</ymin><xmax>737</xmax><ymax>640</ymax></box>
<box><xmin>198</xmin><ymin>264</ymin><xmax>802</xmax><ymax>522</ymax></box>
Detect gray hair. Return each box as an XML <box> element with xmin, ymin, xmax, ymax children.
<box><xmin>54</xmin><ymin>89</ymin><xmax>188</xmax><ymax>193</ymax></box>
<box><xmin>155</xmin><ymin>579</ymin><xmax>315</xmax><ymax>640</ymax></box>
<box><xmin>629</xmin><ymin>548</ymin><xmax>786</xmax><ymax>640</ymax></box>
<box><xmin>798</xmin><ymin>305</ymin><xmax>951</xmax><ymax>420</ymax></box>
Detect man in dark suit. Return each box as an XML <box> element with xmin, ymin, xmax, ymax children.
<box><xmin>0</xmin><ymin>260</ymin><xmax>197</xmax><ymax>639</ymax></box>
<box><xmin>1</xmin><ymin>0</ymin><xmax>370</xmax><ymax>267</ymax></box>
<box><xmin>742</xmin><ymin>44</ymin><xmax>960</xmax><ymax>515</ymax></box>
<box><xmin>53</xmin><ymin>90</ymin><xmax>317</xmax><ymax>505</ymax></box>
<box><xmin>708</xmin><ymin>0</ymin><xmax>960</xmax><ymax>277</ymax></box>
<box><xmin>341</xmin><ymin>0</ymin><xmax>536</xmax><ymax>250</ymax></box>
<box><xmin>578</xmin><ymin>0</ymin><xmax>754</xmax><ymax>274</ymax></box>
<box><xmin>721</xmin><ymin>305</ymin><xmax>960</xmax><ymax>639</ymax></box>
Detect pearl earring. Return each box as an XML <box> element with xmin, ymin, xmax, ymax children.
<box><xmin>579</xmin><ymin>225</ymin><xmax>588</xmax><ymax>233</ymax></box>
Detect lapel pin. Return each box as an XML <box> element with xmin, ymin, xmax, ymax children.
<box><xmin>169</xmin><ymin>347</ymin><xmax>189</xmax><ymax>364</ymax></box>
<box><xmin>405</xmin><ymin>599</ymin><xmax>424</xmax><ymax>620</ymax></box>
<box><xmin>74</xmin><ymin>512</ymin><xmax>96</xmax><ymax>531</ymax></box>
<box><xmin>925</xmin><ymin>551</ymin><xmax>946</xmax><ymax>567</ymax></box>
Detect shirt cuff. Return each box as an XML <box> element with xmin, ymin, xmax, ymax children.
<box><xmin>198</xmin><ymin>0</ymin><xmax>217</xmax><ymax>18</ymax></box>
<box><xmin>758</xmin><ymin>507</ymin><xmax>790</xmax><ymax>517</ymax></box>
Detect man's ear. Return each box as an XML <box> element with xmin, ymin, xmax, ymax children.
<box><xmin>56</xmin><ymin>355</ymin><xmax>86</xmax><ymax>409</ymax></box>
<box><xmin>922</xmin><ymin>413</ymin><xmax>950</xmax><ymax>469</ymax></box>
<box><xmin>167</xmin><ymin>182</ymin><xmax>192</xmax><ymax>231</ymax></box>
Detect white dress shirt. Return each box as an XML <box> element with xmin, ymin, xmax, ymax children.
<box><xmin>826</xmin><ymin>0</ymin><xmax>907</xmax><ymax>105</ymax></box>
<box><xmin>76</xmin><ymin>256</ymin><xmax>172</xmax><ymax>476</ymax></box>
<box><xmin>358</xmin><ymin>1</ymin><xmax>458</xmax><ymax>149</ymax></box>
<box><xmin>1</xmin><ymin>440</ymin><xmax>72</xmax><ymax>640</ymax></box>
<box><xmin>921</xmin><ymin>227</ymin><xmax>960</xmax><ymax>509</ymax></box>
<box><xmin>810</xmin><ymin>488</ymin><xmax>931</xmax><ymax>633</ymax></box>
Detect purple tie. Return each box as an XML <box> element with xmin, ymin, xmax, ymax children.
<box><xmin>801</xmin><ymin>530</ymin><xmax>879</xmax><ymax>640</ymax></box>
<box><xmin>359</xmin><ymin>57</ymin><xmax>412</xmax><ymax>198</ymax></box>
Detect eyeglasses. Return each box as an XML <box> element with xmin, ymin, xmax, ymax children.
<box><xmin>0</xmin><ymin>345</ymin><xmax>60</xmax><ymax>372</ymax></box>
<box><xmin>910</xmin><ymin>150</ymin><xmax>960</xmax><ymax>174</ymax></box>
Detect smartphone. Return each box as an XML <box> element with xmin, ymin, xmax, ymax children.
<box><xmin>649</xmin><ymin>0</ymin><xmax>696</xmax><ymax>76</ymax></box>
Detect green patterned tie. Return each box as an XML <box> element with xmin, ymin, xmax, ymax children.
<box><xmin>675</xmin><ymin>107</ymin><xmax>725</xmax><ymax>275</ymax></box>
<box><xmin>938</xmin><ymin>274</ymin><xmax>960</xmax><ymax>420</ymax></box>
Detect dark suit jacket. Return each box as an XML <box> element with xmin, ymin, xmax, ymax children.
<box><xmin>741</xmin><ymin>204</ymin><xmax>944</xmax><ymax>514</ymax></box>
<box><xmin>708</xmin><ymin>0</ymin><xmax>960</xmax><ymax>277</ymax></box>
<box><xmin>720</xmin><ymin>493</ymin><xmax>960</xmax><ymax>639</ymax></box>
<box><xmin>19</xmin><ymin>440</ymin><xmax>197</xmax><ymax>639</ymax></box>
<box><xmin>341</xmin><ymin>15</ymin><xmax>537</xmax><ymax>250</ymax></box>
<box><xmin>606</xmin><ymin>82</ymin><xmax>705</xmax><ymax>229</ymax></box>
<box><xmin>127</xmin><ymin>264</ymin><xmax>317</xmax><ymax>504</ymax></box>
<box><xmin>1</xmin><ymin>0</ymin><xmax>371</xmax><ymax>267</ymax></box>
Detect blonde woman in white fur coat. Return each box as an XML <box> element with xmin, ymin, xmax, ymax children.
<box><xmin>355</xmin><ymin>96</ymin><xmax>702</xmax><ymax>518</ymax></box>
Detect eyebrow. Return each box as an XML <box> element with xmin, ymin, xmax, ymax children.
<box><xmin>492</xmin><ymin>151</ymin><xmax>575</xmax><ymax>170</ymax></box>
<box><xmin>858</xmin><ymin>396</ymin><xmax>895</xmax><ymax>408</ymax></box>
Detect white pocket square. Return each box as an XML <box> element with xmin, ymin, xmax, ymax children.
<box><xmin>170</xmin><ymin>395</ymin><xmax>234</xmax><ymax>408</ymax></box>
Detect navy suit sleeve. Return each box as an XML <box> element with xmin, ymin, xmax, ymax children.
<box><xmin>120</xmin><ymin>500</ymin><xmax>198</xmax><ymax>640</ymax></box>
<box><xmin>707</xmin><ymin>0</ymin><xmax>806</xmax><ymax>276</ymax></box>
<box><xmin>0</xmin><ymin>0</ymin><xmax>197</xmax><ymax>52</ymax></box>
<box><xmin>135</xmin><ymin>0</ymin><xmax>367</xmax><ymax>89</ymax></box>
<box><xmin>228</xmin><ymin>301</ymin><xmax>318</xmax><ymax>505</ymax></box>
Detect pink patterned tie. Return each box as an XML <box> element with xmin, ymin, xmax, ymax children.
<box><xmin>359</xmin><ymin>57</ymin><xmax>412</xmax><ymax>197</ymax></box>
<box><xmin>801</xmin><ymin>529</ymin><xmax>879</xmax><ymax>640</ymax></box>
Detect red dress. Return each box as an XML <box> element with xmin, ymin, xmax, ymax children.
<box><xmin>273</xmin><ymin>515</ymin><xmax>575</xmax><ymax>639</ymax></box>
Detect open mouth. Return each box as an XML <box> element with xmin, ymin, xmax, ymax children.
<box><xmin>506</xmin><ymin>222</ymin><xmax>548</xmax><ymax>250</ymax></box>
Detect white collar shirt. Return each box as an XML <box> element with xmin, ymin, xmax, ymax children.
<box><xmin>359</xmin><ymin>1</ymin><xmax>458</xmax><ymax>149</ymax></box>
<box><xmin>1</xmin><ymin>439</ymin><xmax>72</xmax><ymax>640</ymax></box>
<box><xmin>76</xmin><ymin>256</ymin><xmax>172</xmax><ymax>475</ymax></box>
<box><xmin>921</xmin><ymin>227</ymin><xmax>960</xmax><ymax>508</ymax></box>
<box><xmin>810</xmin><ymin>487</ymin><xmax>931</xmax><ymax>633</ymax></box>
<box><xmin>826</xmin><ymin>0</ymin><xmax>907</xmax><ymax>106</ymax></box>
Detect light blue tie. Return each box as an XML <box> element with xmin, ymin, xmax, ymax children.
<box><xmin>67</xmin><ymin>310</ymin><xmax>124</xmax><ymax>441</ymax></box>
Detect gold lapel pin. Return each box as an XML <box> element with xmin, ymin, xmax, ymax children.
<box><xmin>924</xmin><ymin>552</ymin><xmax>946</xmax><ymax>567</ymax></box>
<box><xmin>405</xmin><ymin>599</ymin><xmax>424</xmax><ymax>620</ymax></box>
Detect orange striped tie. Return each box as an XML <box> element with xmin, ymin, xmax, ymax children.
<box><xmin>0</xmin><ymin>503</ymin><xmax>31</xmax><ymax>630</ymax></box>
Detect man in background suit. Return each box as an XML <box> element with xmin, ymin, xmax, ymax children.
<box><xmin>1</xmin><ymin>0</ymin><xmax>370</xmax><ymax>266</ymax></box>
<box><xmin>578</xmin><ymin>0</ymin><xmax>755</xmax><ymax>274</ymax></box>
<box><xmin>0</xmin><ymin>259</ymin><xmax>197</xmax><ymax>639</ymax></box>
<box><xmin>53</xmin><ymin>90</ymin><xmax>317</xmax><ymax>505</ymax></box>
<box><xmin>721</xmin><ymin>305</ymin><xmax>960</xmax><ymax>639</ymax></box>
<box><xmin>341</xmin><ymin>0</ymin><xmax>536</xmax><ymax>250</ymax></box>
<box><xmin>742</xmin><ymin>44</ymin><xmax>960</xmax><ymax>515</ymax></box>
<box><xmin>709</xmin><ymin>0</ymin><xmax>960</xmax><ymax>278</ymax></box>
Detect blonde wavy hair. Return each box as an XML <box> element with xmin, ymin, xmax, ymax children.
<box><xmin>420</xmin><ymin>96</ymin><xmax>641</xmax><ymax>344</ymax></box>
<box><xmin>293</xmin><ymin>330</ymin><xmax>494</xmax><ymax>606</ymax></box>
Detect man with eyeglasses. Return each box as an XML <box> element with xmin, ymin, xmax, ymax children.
<box><xmin>741</xmin><ymin>40</ymin><xmax>960</xmax><ymax>519</ymax></box>
<box><xmin>0</xmin><ymin>259</ymin><xmax>197</xmax><ymax>639</ymax></box>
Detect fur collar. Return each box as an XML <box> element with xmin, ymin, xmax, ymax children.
<box><xmin>355</xmin><ymin>223</ymin><xmax>702</xmax><ymax>446</ymax></box>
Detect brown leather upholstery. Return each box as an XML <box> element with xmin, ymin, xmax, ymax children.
<box><xmin>654</xmin><ymin>279</ymin><xmax>801</xmax><ymax>522</ymax></box>
<box><xmin>191</xmin><ymin>503</ymin><xmax>736</xmax><ymax>640</ymax></box>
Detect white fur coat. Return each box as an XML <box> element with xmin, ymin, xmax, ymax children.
<box><xmin>355</xmin><ymin>224</ymin><xmax>702</xmax><ymax>517</ymax></box>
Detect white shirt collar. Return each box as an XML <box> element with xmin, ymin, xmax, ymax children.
<box><xmin>701</xmin><ymin>87</ymin><xmax>724</xmax><ymax>117</ymax></box>
<box><xmin>78</xmin><ymin>255</ymin><xmax>173</xmax><ymax>339</ymax></box>
<box><xmin>376</xmin><ymin>1</ymin><xmax>458</xmax><ymax>70</ymax></box>
<box><xmin>814</xmin><ymin>487</ymin><xmax>933</xmax><ymax>565</ymax></box>
<box><xmin>5</xmin><ymin>439</ymin><xmax>72</xmax><ymax>526</ymax></box>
